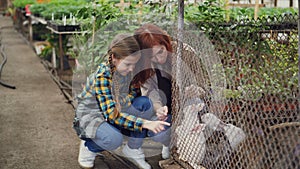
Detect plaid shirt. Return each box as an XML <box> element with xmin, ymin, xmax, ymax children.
<box><xmin>78</xmin><ymin>62</ymin><xmax>144</xmax><ymax>133</ymax></box>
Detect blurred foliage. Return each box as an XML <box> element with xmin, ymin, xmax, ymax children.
<box><xmin>22</xmin><ymin>0</ymin><xmax>299</xmax><ymax>99</ymax></box>
<box><xmin>12</xmin><ymin>0</ymin><xmax>36</xmax><ymax>8</ymax></box>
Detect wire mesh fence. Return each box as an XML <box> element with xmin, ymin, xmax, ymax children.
<box><xmin>170</xmin><ymin>14</ymin><xmax>299</xmax><ymax>169</ymax></box>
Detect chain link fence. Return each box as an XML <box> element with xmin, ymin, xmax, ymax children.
<box><xmin>170</xmin><ymin>14</ymin><xmax>299</xmax><ymax>169</ymax></box>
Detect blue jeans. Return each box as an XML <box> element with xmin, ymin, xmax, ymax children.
<box><xmin>85</xmin><ymin>96</ymin><xmax>171</xmax><ymax>152</ymax></box>
<box><xmin>147</xmin><ymin>114</ymin><xmax>172</xmax><ymax>146</ymax></box>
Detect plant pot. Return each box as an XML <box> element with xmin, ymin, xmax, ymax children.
<box><xmin>51</xmin><ymin>23</ymin><xmax>66</xmax><ymax>32</ymax></box>
<box><xmin>65</xmin><ymin>25</ymin><xmax>80</xmax><ymax>32</ymax></box>
<box><xmin>47</xmin><ymin>21</ymin><xmax>80</xmax><ymax>32</ymax></box>
<box><xmin>68</xmin><ymin>57</ymin><xmax>76</xmax><ymax>69</ymax></box>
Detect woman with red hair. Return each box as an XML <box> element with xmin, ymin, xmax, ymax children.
<box><xmin>121</xmin><ymin>24</ymin><xmax>173</xmax><ymax>169</ymax></box>
<box><xmin>133</xmin><ymin>23</ymin><xmax>173</xmax><ymax>120</ymax></box>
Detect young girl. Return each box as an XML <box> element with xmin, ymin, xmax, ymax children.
<box><xmin>73</xmin><ymin>33</ymin><xmax>170</xmax><ymax>169</ymax></box>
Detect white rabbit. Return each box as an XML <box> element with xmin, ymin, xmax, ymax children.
<box><xmin>175</xmin><ymin>103</ymin><xmax>206</xmax><ymax>168</ymax></box>
<box><xmin>201</xmin><ymin>113</ymin><xmax>246</xmax><ymax>149</ymax></box>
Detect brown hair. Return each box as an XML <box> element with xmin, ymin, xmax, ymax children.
<box><xmin>107</xmin><ymin>33</ymin><xmax>141</xmax><ymax>111</ymax></box>
<box><xmin>107</xmin><ymin>33</ymin><xmax>141</xmax><ymax>72</ymax></box>
<box><xmin>108</xmin><ymin>33</ymin><xmax>140</xmax><ymax>60</ymax></box>
<box><xmin>132</xmin><ymin>24</ymin><xmax>173</xmax><ymax>87</ymax></box>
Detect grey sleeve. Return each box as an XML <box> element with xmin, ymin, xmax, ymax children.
<box><xmin>141</xmin><ymin>75</ymin><xmax>163</xmax><ymax>107</ymax></box>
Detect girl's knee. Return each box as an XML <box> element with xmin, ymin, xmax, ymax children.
<box><xmin>95</xmin><ymin>132</ymin><xmax>123</xmax><ymax>151</ymax></box>
<box><xmin>106</xmin><ymin>132</ymin><xmax>123</xmax><ymax>150</ymax></box>
<box><xmin>94</xmin><ymin>123</ymin><xmax>123</xmax><ymax>151</ymax></box>
<box><xmin>108</xmin><ymin>136</ymin><xmax>123</xmax><ymax>150</ymax></box>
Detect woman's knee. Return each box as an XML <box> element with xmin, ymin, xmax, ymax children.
<box><xmin>132</xmin><ymin>96</ymin><xmax>152</xmax><ymax>111</ymax></box>
<box><xmin>150</xmin><ymin>128</ymin><xmax>171</xmax><ymax>145</ymax></box>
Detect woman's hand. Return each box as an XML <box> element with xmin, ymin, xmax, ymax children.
<box><xmin>142</xmin><ymin>120</ymin><xmax>170</xmax><ymax>134</ymax></box>
<box><xmin>156</xmin><ymin>106</ymin><xmax>168</xmax><ymax>121</ymax></box>
<box><xmin>184</xmin><ymin>85</ymin><xmax>205</xmax><ymax>98</ymax></box>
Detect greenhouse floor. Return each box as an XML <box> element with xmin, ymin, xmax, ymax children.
<box><xmin>0</xmin><ymin>16</ymin><xmax>166</xmax><ymax>169</ymax></box>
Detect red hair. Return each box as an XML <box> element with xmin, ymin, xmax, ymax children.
<box><xmin>132</xmin><ymin>24</ymin><xmax>172</xmax><ymax>87</ymax></box>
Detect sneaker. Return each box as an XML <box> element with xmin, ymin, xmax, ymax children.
<box><xmin>78</xmin><ymin>140</ymin><xmax>97</xmax><ymax>169</ymax></box>
<box><xmin>161</xmin><ymin>145</ymin><xmax>170</xmax><ymax>159</ymax></box>
<box><xmin>122</xmin><ymin>144</ymin><xmax>151</xmax><ymax>169</ymax></box>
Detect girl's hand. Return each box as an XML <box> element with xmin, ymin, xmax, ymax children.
<box><xmin>184</xmin><ymin>85</ymin><xmax>205</xmax><ymax>98</ymax></box>
<box><xmin>142</xmin><ymin>120</ymin><xmax>170</xmax><ymax>134</ymax></box>
<box><xmin>156</xmin><ymin>106</ymin><xmax>168</xmax><ymax>121</ymax></box>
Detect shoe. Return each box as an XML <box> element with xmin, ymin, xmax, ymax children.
<box><xmin>161</xmin><ymin>145</ymin><xmax>170</xmax><ymax>159</ymax></box>
<box><xmin>78</xmin><ymin>140</ymin><xmax>97</xmax><ymax>169</ymax></box>
<box><xmin>122</xmin><ymin>144</ymin><xmax>151</xmax><ymax>169</ymax></box>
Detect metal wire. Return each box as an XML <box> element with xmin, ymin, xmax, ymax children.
<box><xmin>171</xmin><ymin>14</ymin><xmax>299</xmax><ymax>169</ymax></box>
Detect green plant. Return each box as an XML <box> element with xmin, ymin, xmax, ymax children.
<box><xmin>185</xmin><ymin>0</ymin><xmax>226</xmax><ymax>24</ymax></box>
<box><xmin>223</xmin><ymin>34</ymin><xmax>298</xmax><ymax>101</ymax></box>
<box><xmin>7</xmin><ymin>7</ymin><xmax>15</xmax><ymax>16</ymax></box>
<box><xmin>75</xmin><ymin>0</ymin><xmax>121</xmax><ymax>30</ymax></box>
<box><xmin>29</xmin><ymin>3</ymin><xmax>46</xmax><ymax>15</ymax></box>
<box><xmin>29</xmin><ymin>0</ymin><xmax>87</xmax><ymax>19</ymax></box>
<box><xmin>39</xmin><ymin>45</ymin><xmax>52</xmax><ymax>60</ymax></box>
<box><xmin>12</xmin><ymin>0</ymin><xmax>36</xmax><ymax>8</ymax></box>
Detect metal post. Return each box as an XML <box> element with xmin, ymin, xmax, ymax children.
<box><xmin>177</xmin><ymin>0</ymin><xmax>184</xmax><ymax>59</ymax></box>
<box><xmin>171</xmin><ymin>0</ymin><xmax>185</xmax><ymax>151</ymax></box>
<box><xmin>254</xmin><ymin>0</ymin><xmax>259</xmax><ymax>20</ymax></box>
<box><xmin>28</xmin><ymin>16</ymin><xmax>32</xmax><ymax>44</ymax></box>
<box><xmin>59</xmin><ymin>34</ymin><xmax>64</xmax><ymax>71</ymax></box>
<box><xmin>297</xmin><ymin>0</ymin><xmax>300</xmax><ymax>107</ymax></box>
<box><xmin>176</xmin><ymin>0</ymin><xmax>184</xmax><ymax>93</ymax></box>
<box><xmin>178</xmin><ymin>0</ymin><xmax>184</xmax><ymax>37</ymax></box>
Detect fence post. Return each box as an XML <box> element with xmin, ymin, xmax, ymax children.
<box><xmin>177</xmin><ymin>0</ymin><xmax>184</xmax><ymax>94</ymax></box>
<box><xmin>298</xmin><ymin>0</ymin><xmax>300</xmax><ymax>117</ymax></box>
<box><xmin>254</xmin><ymin>0</ymin><xmax>259</xmax><ymax>20</ymax></box>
